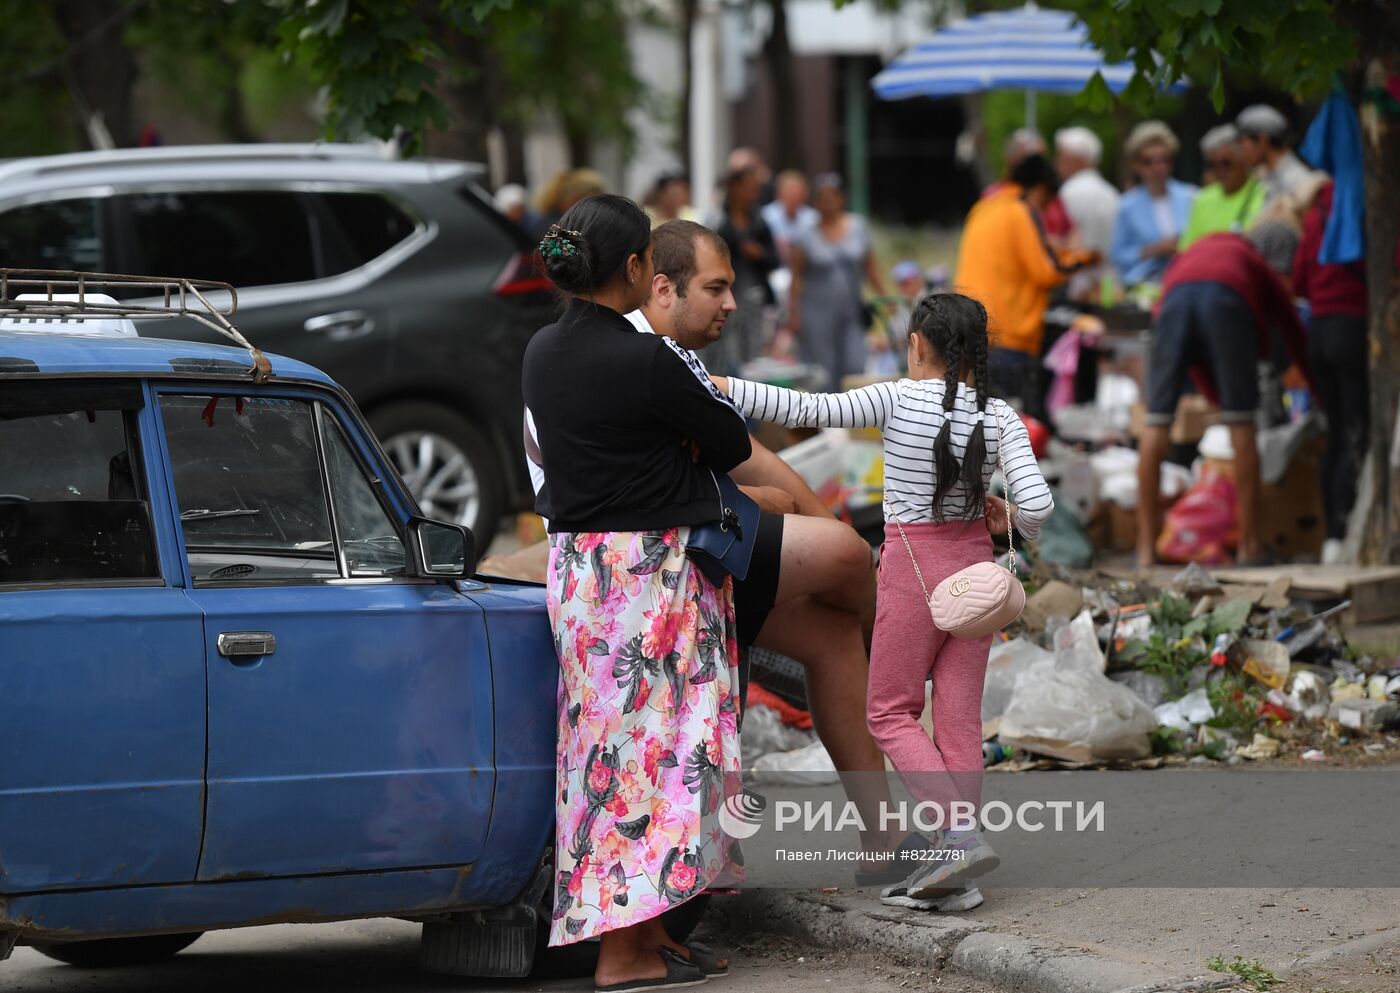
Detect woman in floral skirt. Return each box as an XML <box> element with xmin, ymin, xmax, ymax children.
<box><xmin>522</xmin><ymin>194</ymin><xmax>753</xmax><ymax>993</ymax></box>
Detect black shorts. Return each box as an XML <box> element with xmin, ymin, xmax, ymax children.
<box><xmin>1147</xmin><ymin>281</ymin><xmax>1259</xmax><ymax>425</ymax></box>
<box><xmin>734</xmin><ymin>511</ymin><xmax>785</xmax><ymax>648</ymax></box>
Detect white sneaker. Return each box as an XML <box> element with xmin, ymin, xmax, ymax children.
<box><xmin>879</xmin><ymin>881</ymin><xmax>984</xmax><ymax>912</ymax></box>
<box><xmin>1322</xmin><ymin>539</ymin><xmax>1344</xmax><ymax>564</ymax></box>
<box><xmin>906</xmin><ymin>832</ymin><xmax>999</xmax><ymax>898</ymax></box>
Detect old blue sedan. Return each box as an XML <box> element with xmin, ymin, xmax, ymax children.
<box><xmin>0</xmin><ymin>272</ymin><xmax>701</xmax><ymax>979</ymax></box>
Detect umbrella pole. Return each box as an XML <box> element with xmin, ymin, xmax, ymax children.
<box><xmin>1025</xmin><ymin>89</ymin><xmax>1037</xmax><ymax>132</ymax></box>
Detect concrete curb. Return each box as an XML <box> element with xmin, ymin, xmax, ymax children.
<box><xmin>712</xmin><ymin>889</ymin><xmax>1241</xmax><ymax>993</ymax></box>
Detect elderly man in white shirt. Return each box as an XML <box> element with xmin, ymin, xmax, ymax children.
<box><xmin>1054</xmin><ymin>126</ymin><xmax>1121</xmax><ymax>297</ymax></box>
<box><xmin>1236</xmin><ymin>103</ymin><xmax>1313</xmax><ymax>208</ymax></box>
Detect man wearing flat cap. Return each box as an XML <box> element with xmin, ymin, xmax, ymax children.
<box><xmin>1236</xmin><ymin>104</ymin><xmax>1314</xmax><ymax>208</ymax></box>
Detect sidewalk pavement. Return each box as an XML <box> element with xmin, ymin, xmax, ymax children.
<box><xmin>712</xmin><ymin>885</ymin><xmax>1400</xmax><ymax>993</ymax></box>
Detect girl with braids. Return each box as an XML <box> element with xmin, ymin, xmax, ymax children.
<box><xmin>712</xmin><ymin>293</ymin><xmax>1052</xmax><ymax>910</ymax></box>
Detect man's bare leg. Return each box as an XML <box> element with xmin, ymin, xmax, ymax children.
<box><xmin>1136</xmin><ymin>425</ymin><xmax>1170</xmax><ymax>569</ymax></box>
<box><xmin>773</xmin><ymin>514</ymin><xmax>877</xmax><ymax>619</ymax></box>
<box><xmin>1230</xmin><ymin>422</ymin><xmax>1262</xmax><ymax>562</ymax></box>
<box><xmin>754</xmin><ymin>597</ymin><xmax>898</xmax><ymax>855</ymax></box>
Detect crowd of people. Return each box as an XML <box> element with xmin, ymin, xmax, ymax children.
<box><xmin>950</xmin><ymin>103</ymin><xmax>1367</xmax><ymax>569</ymax></box>
<box><xmin>500</xmin><ymin>149</ymin><xmax>894</xmax><ymax>391</ymax></box>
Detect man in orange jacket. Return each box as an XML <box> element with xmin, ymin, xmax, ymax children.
<box><xmin>954</xmin><ymin>154</ymin><xmax>1095</xmax><ymax>417</ymax></box>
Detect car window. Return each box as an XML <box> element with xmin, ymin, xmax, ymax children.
<box><xmin>0</xmin><ymin>198</ymin><xmax>104</xmax><ymax>271</ymax></box>
<box><xmin>320</xmin><ymin>410</ymin><xmax>407</xmax><ymax>577</ymax></box>
<box><xmin>0</xmin><ymin>382</ymin><xmax>157</xmax><ymax>586</ymax></box>
<box><xmin>317</xmin><ymin>192</ymin><xmax>417</xmax><ymax>271</ymax></box>
<box><xmin>123</xmin><ymin>191</ymin><xmax>316</xmax><ymax>288</ymax></box>
<box><xmin>161</xmin><ymin>394</ymin><xmax>339</xmax><ymax>582</ymax></box>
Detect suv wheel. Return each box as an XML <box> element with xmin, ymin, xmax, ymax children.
<box><xmin>369</xmin><ymin>401</ymin><xmax>504</xmax><ymax>552</ymax></box>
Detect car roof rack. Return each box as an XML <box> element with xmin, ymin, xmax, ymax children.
<box><xmin>0</xmin><ymin>268</ymin><xmax>271</xmax><ymax>383</ymax></box>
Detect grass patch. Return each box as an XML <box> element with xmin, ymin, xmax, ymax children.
<box><xmin>1206</xmin><ymin>954</ymin><xmax>1277</xmax><ymax>990</ymax></box>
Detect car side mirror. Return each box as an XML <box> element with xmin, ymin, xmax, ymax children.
<box><xmin>409</xmin><ymin>516</ymin><xmax>476</xmax><ymax>578</ymax></box>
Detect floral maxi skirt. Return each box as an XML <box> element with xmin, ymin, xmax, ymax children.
<box><xmin>546</xmin><ymin>528</ymin><xmax>743</xmax><ymax>946</ymax></box>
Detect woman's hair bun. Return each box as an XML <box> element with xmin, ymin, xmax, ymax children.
<box><xmin>539</xmin><ymin>194</ymin><xmax>651</xmax><ymax>296</ymax></box>
<box><xmin>540</xmin><ymin>224</ymin><xmax>594</xmax><ymax>294</ymax></box>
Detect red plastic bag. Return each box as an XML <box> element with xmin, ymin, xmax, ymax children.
<box><xmin>1156</xmin><ymin>469</ymin><xmax>1238</xmax><ymax>565</ymax></box>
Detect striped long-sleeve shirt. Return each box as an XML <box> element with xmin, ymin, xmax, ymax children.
<box><xmin>726</xmin><ymin>377</ymin><xmax>1054</xmax><ymax>538</ymax></box>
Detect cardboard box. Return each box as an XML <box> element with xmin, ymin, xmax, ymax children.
<box><xmin>1258</xmin><ymin>438</ymin><xmax>1326</xmax><ymax>560</ymax></box>
<box><xmin>1130</xmin><ymin>395</ymin><xmax>1219</xmax><ymax>445</ymax></box>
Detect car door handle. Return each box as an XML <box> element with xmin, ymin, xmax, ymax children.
<box><xmin>217</xmin><ymin>632</ymin><xmax>277</xmax><ymax>658</ymax></box>
<box><xmin>303</xmin><ymin>310</ymin><xmax>375</xmax><ymax>341</ymax></box>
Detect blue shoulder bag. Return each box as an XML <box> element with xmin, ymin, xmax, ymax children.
<box><xmin>685</xmin><ymin>470</ymin><xmax>761</xmax><ymax>586</ymax></box>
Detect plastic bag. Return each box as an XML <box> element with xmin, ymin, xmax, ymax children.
<box><xmin>1153</xmin><ymin>687</ymin><xmax>1216</xmax><ymax>731</ymax></box>
<box><xmin>998</xmin><ymin>662</ymin><xmax>1158</xmax><ymax>762</ymax></box>
<box><xmin>749</xmin><ymin>739</ymin><xmax>841</xmax><ymax>786</ymax></box>
<box><xmin>1156</xmin><ymin>469</ymin><xmax>1238</xmax><ymax>565</ymax></box>
<box><xmin>982</xmin><ymin>638</ymin><xmax>1054</xmax><ymax>724</ymax></box>
<box><xmin>1044</xmin><ymin>331</ymin><xmax>1082</xmax><ymax>422</ymax></box>
<box><xmin>740</xmin><ymin>704</ymin><xmax>816</xmax><ymax>769</ymax></box>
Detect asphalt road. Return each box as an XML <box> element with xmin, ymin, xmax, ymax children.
<box><xmin>2</xmin><ymin>918</ymin><xmax>999</xmax><ymax>993</ymax></box>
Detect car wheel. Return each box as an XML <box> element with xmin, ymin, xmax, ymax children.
<box><xmin>369</xmin><ymin>401</ymin><xmax>505</xmax><ymax>552</ymax></box>
<box><xmin>29</xmin><ymin>933</ymin><xmax>202</xmax><ymax>967</ymax></box>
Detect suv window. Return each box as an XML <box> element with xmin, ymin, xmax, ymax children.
<box><xmin>0</xmin><ymin>382</ymin><xmax>157</xmax><ymax>586</ymax></box>
<box><xmin>123</xmin><ymin>191</ymin><xmax>317</xmax><ymax>288</ymax></box>
<box><xmin>0</xmin><ymin>198</ymin><xmax>104</xmax><ymax>271</ymax></box>
<box><xmin>317</xmin><ymin>192</ymin><xmax>417</xmax><ymax>271</ymax></box>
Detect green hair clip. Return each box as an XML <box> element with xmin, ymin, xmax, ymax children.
<box><xmin>540</xmin><ymin>224</ymin><xmax>583</xmax><ymax>257</ymax></box>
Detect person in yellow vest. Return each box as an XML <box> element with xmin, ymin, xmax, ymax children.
<box><xmin>953</xmin><ymin>154</ymin><xmax>1095</xmax><ymax>417</ymax></box>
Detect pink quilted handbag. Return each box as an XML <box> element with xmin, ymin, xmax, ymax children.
<box><xmin>893</xmin><ymin>408</ymin><xmax>1025</xmax><ymax>640</ymax></box>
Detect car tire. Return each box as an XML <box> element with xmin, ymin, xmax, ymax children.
<box><xmin>368</xmin><ymin>401</ymin><xmax>505</xmax><ymax>553</ymax></box>
<box><xmin>530</xmin><ymin>894</ymin><xmax>711</xmax><ymax>979</ymax></box>
<box><xmin>29</xmin><ymin>933</ymin><xmax>203</xmax><ymax>967</ymax></box>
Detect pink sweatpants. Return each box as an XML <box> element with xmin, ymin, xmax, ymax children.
<box><xmin>868</xmin><ymin>520</ymin><xmax>993</xmax><ymax>820</ymax></box>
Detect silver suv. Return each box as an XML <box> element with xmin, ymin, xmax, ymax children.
<box><xmin>0</xmin><ymin>144</ymin><xmax>554</xmax><ymax>548</ymax></box>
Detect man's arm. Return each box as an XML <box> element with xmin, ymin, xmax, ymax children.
<box><xmin>730</xmin><ymin>435</ymin><xmax>833</xmax><ymax>519</ymax></box>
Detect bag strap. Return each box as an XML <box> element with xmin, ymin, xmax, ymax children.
<box><xmin>888</xmin><ymin>401</ymin><xmax>1016</xmax><ymax>603</ymax></box>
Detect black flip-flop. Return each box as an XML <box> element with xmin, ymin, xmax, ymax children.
<box><xmin>853</xmin><ymin>832</ymin><xmax>933</xmax><ymax>887</ymax></box>
<box><xmin>685</xmin><ymin>941</ymin><xmax>729</xmax><ymax>978</ymax></box>
<box><xmin>596</xmin><ymin>947</ymin><xmax>707</xmax><ymax>993</ymax></box>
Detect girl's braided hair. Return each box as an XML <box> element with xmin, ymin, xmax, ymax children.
<box><xmin>909</xmin><ymin>292</ymin><xmax>993</xmax><ymax>521</ymax></box>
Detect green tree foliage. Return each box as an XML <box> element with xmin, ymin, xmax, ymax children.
<box><xmin>272</xmin><ymin>0</ymin><xmax>644</xmax><ymax>158</ymax></box>
<box><xmin>1065</xmin><ymin>0</ymin><xmax>1357</xmax><ymax>113</ymax></box>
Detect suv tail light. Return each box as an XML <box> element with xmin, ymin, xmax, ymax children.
<box><xmin>493</xmin><ymin>252</ymin><xmax>552</xmax><ymax>298</ymax></box>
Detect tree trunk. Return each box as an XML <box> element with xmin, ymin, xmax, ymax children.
<box><xmin>763</xmin><ymin>0</ymin><xmax>799</xmax><ymax>169</ymax></box>
<box><xmin>1357</xmin><ymin>64</ymin><xmax>1400</xmax><ymax>563</ymax></box>
<box><xmin>1334</xmin><ymin>0</ymin><xmax>1400</xmax><ymax>562</ymax></box>
<box><xmin>679</xmin><ymin>0</ymin><xmax>698</xmax><ymax>173</ymax></box>
<box><xmin>51</xmin><ymin>0</ymin><xmax>139</xmax><ymax>147</ymax></box>
<box><xmin>565</xmin><ymin>123</ymin><xmax>593</xmax><ymax>169</ymax></box>
<box><xmin>423</xmin><ymin>28</ymin><xmax>492</xmax><ymax>162</ymax></box>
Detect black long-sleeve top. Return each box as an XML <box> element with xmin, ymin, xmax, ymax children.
<box><xmin>522</xmin><ymin>299</ymin><xmax>753</xmax><ymax>533</ymax></box>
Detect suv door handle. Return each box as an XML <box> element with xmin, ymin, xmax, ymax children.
<box><xmin>217</xmin><ymin>632</ymin><xmax>277</xmax><ymax>658</ymax></box>
<box><xmin>304</xmin><ymin>310</ymin><xmax>375</xmax><ymax>341</ymax></box>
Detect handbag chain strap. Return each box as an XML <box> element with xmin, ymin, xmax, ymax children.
<box><xmin>890</xmin><ymin>403</ymin><xmax>1015</xmax><ymax>604</ymax></box>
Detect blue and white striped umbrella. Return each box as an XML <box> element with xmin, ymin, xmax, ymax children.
<box><xmin>872</xmin><ymin>3</ymin><xmax>1155</xmax><ymax>101</ymax></box>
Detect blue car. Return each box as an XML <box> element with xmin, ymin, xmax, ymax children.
<box><xmin>0</xmin><ymin>272</ymin><xmax>704</xmax><ymax>978</ymax></box>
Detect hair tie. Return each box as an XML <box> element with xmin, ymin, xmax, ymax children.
<box><xmin>540</xmin><ymin>223</ymin><xmax>583</xmax><ymax>258</ymax></box>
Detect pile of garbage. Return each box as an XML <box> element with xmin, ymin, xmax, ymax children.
<box><xmin>739</xmin><ymin>561</ymin><xmax>1400</xmax><ymax>777</ymax></box>
<box><xmin>984</xmin><ymin>562</ymin><xmax>1400</xmax><ymax>769</ymax></box>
